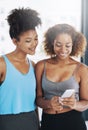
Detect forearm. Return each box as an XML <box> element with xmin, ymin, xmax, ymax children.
<box><xmin>36</xmin><ymin>97</ymin><xmax>51</xmax><ymax>109</ymax></box>
<box><xmin>74</xmin><ymin>100</ymin><xmax>88</xmax><ymax>112</ymax></box>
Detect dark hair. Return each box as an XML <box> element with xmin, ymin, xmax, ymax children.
<box><xmin>7</xmin><ymin>7</ymin><xmax>41</xmax><ymax>39</ymax></box>
<box><xmin>43</xmin><ymin>24</ymin><xmax>86</xmax><ymax>57</ymax></box>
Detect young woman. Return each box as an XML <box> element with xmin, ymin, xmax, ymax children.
<box><xmin>35</xmin><ymin>24</ymin><xmax>88</xmax><ymax>130</ymax></box>
<box><xmin>0</xmin><ymin>7</ymin><xmax>41</xmax><ymax>130</ymax></box>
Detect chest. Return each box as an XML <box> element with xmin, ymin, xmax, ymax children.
<box><xmin>45</xmin><ymin>65</ymin><xmax>76</xmax><ymax>82</ymax></box>
<box><xmin>12</xmin><ymin>62</ymin><xmax>29</xmax><ymax>74</ymax></box>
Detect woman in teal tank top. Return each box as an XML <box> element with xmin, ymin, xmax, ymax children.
<box><xmin>0</xmin><ymin>7</ymin><xmax>41</xmax><ymax>130</ymax></box>
<box><xmin>35</xmin><ymin>24</ymin><xmax>88</xmax><ymax>130</ymax></box>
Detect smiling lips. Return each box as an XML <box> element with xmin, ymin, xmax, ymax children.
<box><xmin>29</xmin><ymin>46</ymin><xmax>36</xmax><ymax>50</ymax></box>
<box><xmin>59</xmin><ymin>53</ymin><xmax>67</xmax><ymax>57</ymax></box>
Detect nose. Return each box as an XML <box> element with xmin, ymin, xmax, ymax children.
<box><xmin>32</xmin><ymin>40</ymin><xmax>38</xmax><ymax>46</ymax></box>
<box><xmin>60</xmin><ymin>45</ymin><xmax>66</xmax><ymax>52</ymax></box>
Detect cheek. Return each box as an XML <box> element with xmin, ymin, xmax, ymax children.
<box><xmin>36</xmin><ymin>40</ymin><xmax>38</xmax><ymax>45</ymax></box>
<box><xmin>53</xmin><ymin>47</ymin><xmax>60</xmax><ymax>54</ymax></box>
<box><xmin>53</xmin><ymin>44</ymin><xmax>58</xmax><ymax>50</ymax></box>
<box><xmin>69</xmin><ymin>47</ymin><xmax>73</xmax><ymax>53</ymax></box>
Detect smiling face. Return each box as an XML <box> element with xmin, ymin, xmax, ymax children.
<box><xmin>13</xmin><ymin>29</ymin><xmax>38</xmax><ymax>55</ymax></box>
<box><xmin>53</xmin><ymin>33</ymin><xmax>73</xmax><ymax>60</ymax></box>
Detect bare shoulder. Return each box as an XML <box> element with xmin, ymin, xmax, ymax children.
<box><xmin>36</xmin><ymin>58</ymin><xmax>51</xmax><ymax>66</ymax></box>
<box><xmin>0</xmin><ymin>56</ymin><xmax>5</xmax><ymax>68</ymax></box>
<box><xmin>78</xmin><ymin>62</ymin><xmax>88</xmax><ymax>75</ymax></box>
<box><xmin>35</xmin><ymin>59</ymin><xmax>45</xmax><ymax>69</ymax></box>
<box><xmin>79</xmin><ymin>62</ymin><xmax>88</xmax><ymax>70</ymax></box>
<box><xmin>0</xmin><ymin>56</ymin><xmax>4</xmax><ymax>61</ymax></box>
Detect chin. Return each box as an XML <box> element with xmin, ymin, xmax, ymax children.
<box><xmin>29</xmin><ymin>51</ymin><xmax>35</xmax><ymax>55</ymax></box>
<box><xmin>59</xmin><ymin>56</ymin><xmax>68</xmax><ymax>60</ymax></box>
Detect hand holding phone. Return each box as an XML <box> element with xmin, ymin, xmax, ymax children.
<box><xmin>61</xmin><ymin>89</ymin><xmax>75</xmax><ymax>98</ymax></box>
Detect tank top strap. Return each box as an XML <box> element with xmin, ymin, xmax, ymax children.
<box><xmin>2</xmin><ymin>55</ymin><xmax>8</xmax><ymax>62</ymax></box>
<box><xmin>72</xmin><ymin>63</ymin><xmax>81</xmax><ymax>76</ymax></box>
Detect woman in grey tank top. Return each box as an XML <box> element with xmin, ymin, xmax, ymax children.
<box><xmin>35</xmin><ymin>24</ymin><xmax>88</xmax><ymax>130</ymax></box>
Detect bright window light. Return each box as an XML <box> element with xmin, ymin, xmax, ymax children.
<box><xmin>0</xmin><ymin>0</ymin><xmax>81</xmax><ymax>60</ymax></box>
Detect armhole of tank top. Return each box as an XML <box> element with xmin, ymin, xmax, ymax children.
<box><xmin>72</xmin><ymin>63</ymin><xmax>81</xmax><ymax>76</ymax></box>
<box><xmin>2</xmin><ymin>55</ymin><xmax>10</xmax><ymax>65</ymax></box>
<box><xmin>0</xmin><ymin>55</ymin><xmax>6</xmax><ymax>85</ymax></box>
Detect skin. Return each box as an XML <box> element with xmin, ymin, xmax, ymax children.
<box><xmin>0</xmin><ymin>29</ymin><xmax>38</xmax><ymax>83</ymax></box>
<box><xmin>35</xmin><ymin>33</ymin><xmax>88</xmax><ymax>114</ymax></box>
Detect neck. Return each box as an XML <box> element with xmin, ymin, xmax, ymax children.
<box><xmin>10</xmin><ymin>51</ymin><xmax>28</xmax><ymax>62</ymax></box>
<box><xmin>54</xmin><ymin>56</ymin><xmax>71</xmax><ymax>65</ymax></box>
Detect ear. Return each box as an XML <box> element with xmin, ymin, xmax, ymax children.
<box><xmin>12</xmin><ymin>38</ymin><xmax>18</xmax><ymax>46</ymax></box>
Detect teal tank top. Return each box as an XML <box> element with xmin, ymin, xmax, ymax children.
<box><xmin>0</xmin><ymin>55</ymin><xmax>36</xmax><ymax>114</ymax></box>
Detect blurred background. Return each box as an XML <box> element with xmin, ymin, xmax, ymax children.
<box><xmin>0</xmin><ymin>0</ymin><xmax>88</xmax><ymax>124</ymax></box>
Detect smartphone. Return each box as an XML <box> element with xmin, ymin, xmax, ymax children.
<box><xmin>61</xmin><ymin>89</ymin><xmax>75</xmax><ymax>98</ymax></box>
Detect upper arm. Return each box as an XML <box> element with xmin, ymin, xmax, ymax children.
<box><xmin>35</xmin><ymin>60</ymin><xmax>44</xmax><ymax>98</ymax></box>
<box><xmin>79</xmin><ymin>64</ymin><xmax>88</xmax><ymax>100</ymax></box>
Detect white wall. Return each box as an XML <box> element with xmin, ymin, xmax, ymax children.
<box><xmin>0</xmin><ymin>0</ymin><xmax>81</xmax><ymax>62</ymax></box>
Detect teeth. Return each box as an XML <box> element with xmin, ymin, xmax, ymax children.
<box><xmin>60</xmin><ymin>53</ymin><xmax>66</xmax><ymax>56</ymax></box>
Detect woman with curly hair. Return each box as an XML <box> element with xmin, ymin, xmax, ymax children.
<box><xmin>35</xmin><ymin>24</ymin><xmax>88</xmax><ymax>130</ymax></box>
<box><xmin>0</xmin><ymin>7</ymin><xmax>41</xmax><ymax>130</ymax></box>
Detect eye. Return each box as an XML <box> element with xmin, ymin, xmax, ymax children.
<box><xmin>55</xmin><ymin>42</ymin><xmax>62</xmax><ymax>47</ymax></box>
<box><xmin>26</xmin><ymin>40</ymin><xmax>31</xmax><ymax>43</ymax></box>
<box><xmin>66</xmin><ymin>43</ymin><xmax>72</xmax><ymax>48</ymax></box>
<box><xmin>66</xmin><ymin>45</ymin><xmax>71</xmax><ymax>48</ymax></box>
<box><xmin>35</xmin><ymin>38</ymin><xmax>38</xmax><ymax>41</ymax></box>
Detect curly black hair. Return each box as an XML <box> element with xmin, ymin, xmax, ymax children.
<box><xmin>7</xmin><ymin>7</ymin><xmax>41</xmax><ymax>39</ymax></box>
<box><xmin>43</xmin><ymin>24</ymin><xmax>87</xmax><ymax>57</ymax></box>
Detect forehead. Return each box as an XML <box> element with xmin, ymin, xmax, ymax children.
<box><xmin>55</xmin><ymin>33</ymin><xmax>72</xmax><ymax>42</ymax></box>
<box><xmin>20</xmin><ymin>29</ymin><xmax>37</xmax><ymax>38</ymax></box>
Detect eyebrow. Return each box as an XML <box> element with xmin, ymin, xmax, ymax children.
<box><xmin>25</xmin><ymin>35</ymin><xmax>38</xmax><ymax>39</ymax></box>
<box><xmin>56</xmin><ymin>41</ymin><xmax>72</xmax><ymax>44</ymax></box>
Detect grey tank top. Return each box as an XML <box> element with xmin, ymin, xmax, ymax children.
<box><xmin>42</xmin><ymin>62</ymin><xmax>80</xmax><ymax>100</ymax></box>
